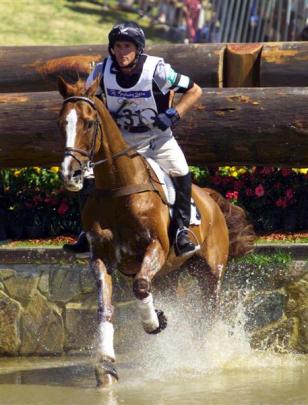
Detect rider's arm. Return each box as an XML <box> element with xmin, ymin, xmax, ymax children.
<box><xmin>174</xmin><ymin>83</ymin><xmax>202</xmax><ymax>118</ymax></box>
<box><xmin>153</xmin><ymin>60</ymin><xmax>202</xmax><ymax>118</ymax></box>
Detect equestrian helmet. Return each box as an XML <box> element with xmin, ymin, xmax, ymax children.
<box><xmin>108</xmin><ymin>22</ymin><xmax>145</xmax><ymax>54</ymax></box>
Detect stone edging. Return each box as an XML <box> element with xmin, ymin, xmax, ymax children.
<box><xmin>0</xmin><ymin>248</ymin><xmax>85</xmax><ymax>264</ymax></box>
<box><xmin>0</xmin><ymin>244</ymin><xmax>307</xmax><ymax>264</ymax></box>
<box><xmin>255</xmin><ymin>243</ymin><xmax>308</xmax><ymax>260</ymax></box>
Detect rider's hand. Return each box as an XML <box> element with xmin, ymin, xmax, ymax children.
<box><xmin>154</xmin><ymin>108</ymin><xmax>180</xmax><ymax>131</ymax></box>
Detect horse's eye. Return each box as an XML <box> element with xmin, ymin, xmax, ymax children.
<box><xmin>85</xmin><ymin>121</ymin><xmax>95</xmax><ymax>130</ymax></box>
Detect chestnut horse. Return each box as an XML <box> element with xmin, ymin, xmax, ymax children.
<box><xmin>58</xmin><ymin>77</ymin><xmax>255</xmax><ymax>387</ymax></box>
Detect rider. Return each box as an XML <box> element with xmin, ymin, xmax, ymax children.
<box><xmin>63</xmin><ymin>21</ymin><xmax>202</xmax><ymax>257</ymax></box>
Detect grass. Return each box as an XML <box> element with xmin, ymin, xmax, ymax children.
<box><xmin>233</xmin><ymin>251</ymin><xmax>293</xmax><ymax>267</ymax></box>
<box><xmin>0</xmin><ymin>0</ymin><xmax>170</xmax><ymax>46</ymax></box>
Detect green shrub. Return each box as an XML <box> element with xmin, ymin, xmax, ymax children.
<box><xmin>0</xmin><ymin>167</ymin><xmax>80</xmax><ymax>238</ymax></box>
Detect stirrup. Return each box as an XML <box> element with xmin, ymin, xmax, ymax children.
<box><xmin>174</xmin><ymin>227</ymin><xmax>200</xmax><ymax>257</ymax></box>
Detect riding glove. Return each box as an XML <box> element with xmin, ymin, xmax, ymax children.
<box><xmin>154</xmin><ymin>108</ymin><xmax>180</xmax><ymax>131</ymax></box>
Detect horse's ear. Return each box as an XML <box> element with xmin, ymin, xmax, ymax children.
<box><xmin>85</xmin><ymin>76</ymin><xmax>100</xmax><ymax>97</ymax></box>
<box><xmin>58</xmin><ymin>76</ymin><xmax>75</xmax><ymax>99</ymax></box>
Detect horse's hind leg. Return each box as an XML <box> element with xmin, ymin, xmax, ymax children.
<box><xmin>90</xmin><ymin>257</ymin><xmax>118</xmax><ymax>387</ymax></box>
<box><xmin>192</xmin><ymin>222</ymin><xmax>228</xmax><ymax>313</ymax></box>
<box><xmin>133</xmin><ymin>239</ymin><xmax>168</xmax><ymax>334</ymax></box>
<box><xmin>184</xmin><ymin>256</ymin><xmax>220</xmax><ymax>311</ymax></box>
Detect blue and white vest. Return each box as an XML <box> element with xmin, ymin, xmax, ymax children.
<box><xmin>103</xmin><ymin>56</ymin><xmax>172</xmax><ymax>139</ymax></box>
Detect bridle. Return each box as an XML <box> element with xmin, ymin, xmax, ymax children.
<box><xmin>61</xmin><ymin>95</ymin><xmax>171</xmax><ymax>205</ymax></box>
<box><xmin>62</xmin><ymin>96</ymin><xmax>101</xmax><ymax>173</ymax></box>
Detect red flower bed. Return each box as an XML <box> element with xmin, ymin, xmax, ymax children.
<box><xmin>191</xmin><ymin>166</ymin><xmax>308</xmax><ymax>234</ymax></box>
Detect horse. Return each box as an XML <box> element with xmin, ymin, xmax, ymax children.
<box><xmin>57</xmin><ymin>77</ymin><xmax>255</xmax><ymax>387</ymax></box>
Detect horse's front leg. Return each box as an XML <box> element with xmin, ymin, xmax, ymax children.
<box><xmin>90</xmin><ymin>257</ymin><xmax>118</xmax><ymax>387</ymax></box>
<box><xmin>133</xmin><ymin>239</ymin><xmax>168</xmax><ymax>334</ymax></box>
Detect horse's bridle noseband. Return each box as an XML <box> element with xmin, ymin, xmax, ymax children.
<box><xmin>62</xmin><ymin>96</ymin><xmax>101</xmax><ymax>172</ymax></box>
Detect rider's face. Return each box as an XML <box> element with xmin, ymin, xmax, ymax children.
<box><xmin>112</xmin><ymin>41</ymin><xmax>137</xmax><ymax>68</ymax></box>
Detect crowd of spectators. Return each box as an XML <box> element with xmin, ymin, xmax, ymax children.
<box><xmin>112</xmin><ymin>0</ymin><xmax>205</xmax><ymax>43</ymax></box>
<box><xmin>104</xmin><ymin>1</ymin><xmax>308</xmax><ymax>44</ymax></box>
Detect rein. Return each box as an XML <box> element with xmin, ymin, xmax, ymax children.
<box><xmin>91</xmin><ymin>132</ymin><xmax>160</xmax><ymax>169</ymax></box>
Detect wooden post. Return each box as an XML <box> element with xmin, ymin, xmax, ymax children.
<box><xmin>224</xmin><ymin>43</ymin><xmax>263</xmax><ymax>87</ymax></box>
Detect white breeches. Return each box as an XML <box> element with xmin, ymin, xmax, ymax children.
<box><xmin>128</xmin><ymin>133</ymin><xmax>189</xmax><ymax>177</ymax></box>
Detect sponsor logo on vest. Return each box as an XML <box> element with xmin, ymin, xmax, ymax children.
<box><xmin>107</xmin><ymin>88</ymin><xmax>151</xmax><ymax>99</ymax></box>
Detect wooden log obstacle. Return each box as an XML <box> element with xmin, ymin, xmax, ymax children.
<box><xmin>0</xmin><ymin>42</ymin><xmax>307</xmax><ymax>167</ymax></box>
<box><xmin>1</xmin><ymin>42</ymin><xmax>308</xmax><ymax>91</ymax></box>
<box><xmin>1</xmin><ymin>88</ymin><xmax>307</xmax><ymax>168</ymax></box>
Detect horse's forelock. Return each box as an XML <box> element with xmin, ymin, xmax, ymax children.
<box><xmin>73</xmin><ymin>79</ymin><xmax>87</xmax><ymax>96</ymax></box>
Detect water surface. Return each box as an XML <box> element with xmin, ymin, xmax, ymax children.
<box><xmin>0</xmin><ymin>295</ymin><xmax>307</xmax><ymax>404</ymax></box>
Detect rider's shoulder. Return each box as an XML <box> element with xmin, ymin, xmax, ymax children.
<box><xmin>95</xmin><ymin>58</ymin><xmax>109</xmax><ymax>74</ymax></box>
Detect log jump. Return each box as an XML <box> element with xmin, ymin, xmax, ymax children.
<box><xmin>0</xmin><ymin>42</ymin><xmax>307</xmax><ymax>168</ymax></box>
<box><xmin>1</xmin><ymin>87</ymin><xmax>307</xmax><ymax>168</ymax></box>
<box><xmin>0</xmin><ymin>42</ymin><xmax>308</xmax><ymax>92</ymax></box>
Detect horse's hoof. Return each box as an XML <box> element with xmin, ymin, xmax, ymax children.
<box><xmin>95</xmin><ymin>361</ymin><xmax>118</xmax><ymax>387</ymax></box>
<box><xmin>147</xmin><ymin>309</ymin><xmax>168</xmax><ymax>334</ymax></box>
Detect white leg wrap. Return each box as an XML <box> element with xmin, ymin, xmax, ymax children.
<box><xmin>137</xmin><ymin>293</ymin><xmax>159</xmax><ymax>332</ymax></box>
<box><xmin>98</xmin><ymin>321</ymin><xmax>115</xmax><ymax>361</ymax></box>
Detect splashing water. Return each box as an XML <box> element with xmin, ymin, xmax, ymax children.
<box><xmin>122</xmin><ymin>292</ymin><xmax>249</xmax><ymax>382</ymax></box>
<box><xmin>117</xmin><ymin>285</ymin><xmax>306</xmax><ymax>387</ymax></box>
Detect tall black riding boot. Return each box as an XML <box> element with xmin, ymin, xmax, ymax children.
<box><xmin>171</xmin><ymin>173</ymin><xmax>200</xmax><ymax>257</ymax></box>
<box><xmin>62</xmin><ymin>178</ymin><xmax>94</xmax><ymax>255</ymax></box>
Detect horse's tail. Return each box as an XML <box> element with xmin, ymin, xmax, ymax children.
<box><xmin>205</xmin><ymin>188</ymin><xmax>256</xmax><ymax>258</ymax></box>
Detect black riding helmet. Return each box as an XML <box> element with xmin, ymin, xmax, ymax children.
<box><xmin>108</xmin><ymin>21</ymin><xmax>146</xmax><ymax>56</ymax></box>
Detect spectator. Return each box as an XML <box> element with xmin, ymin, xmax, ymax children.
<box><xmin>135</xmin><ymin>0</ymin><xmax>155</xmax><ymax>18</ymax></box>
<box><xmin>157</xmin><ymin>0</ymin><xmax>178</xmax><ymax>25</ymax></box>
<box><xmin>184</xmin><ymin>0</ymin><xmax>202</xmax><ymax>42</ymax></box>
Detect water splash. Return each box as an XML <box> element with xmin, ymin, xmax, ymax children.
<box><xmin>121</xmin><ymin>291</ymin><xmax>245</xmax><ymax>381</ymax></box>
<box><xmin>120</xmin><ymin>287</ymin><xmax>304</xmax><ymax>384</ymax></box>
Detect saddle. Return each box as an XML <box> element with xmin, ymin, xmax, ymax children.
<box><xmin>146</xmin><ymin>158</ymin><xmax>201</xmax><ymax>226</ymax></box>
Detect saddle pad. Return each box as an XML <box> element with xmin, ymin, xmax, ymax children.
<box><xmin>146</xmin><ymin>158</ymin><xmax>201</xmax><ymax>226</ymax></box>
